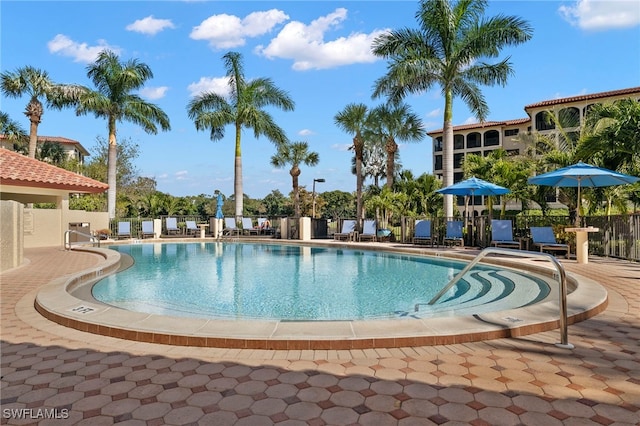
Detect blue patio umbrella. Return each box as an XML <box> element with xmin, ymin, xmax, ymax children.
<box><xmin>215</xmin><ymin>192</ymin><xmax>224</xmax><ymax>219</ymax></box>
<box><xmin>528</xmin><ymin>162</ymin><xmax>639</xmax><ymax>224</ymax></box>
<box><xmin>436</xmin><ymin>177</ymin><xmax>510</xmax><ymax>244</ymax></box>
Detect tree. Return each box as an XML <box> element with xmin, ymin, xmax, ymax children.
<box><xmin>187</xmin><ymin>51</ymin><xmax>295</xmax><ymax>219</ymax></box>
<box><xmin>270</xmin><ymin>141</ymin><xmax>319</xmax><ymax>217</ymax></box>
<box><xmin>75</xmin><ymin>50</ymin><xmax>171</xmax><ymax>219</ymax></box>
<box><xmin>37</xmin><ymin>141</ymin><xmax>66</xmax><ymax>165</ymax></box>
<box><xmin>322</xmin><ymin>190</ymin><xmax>356</xmax><ymax>220</ymax></box>
<box><xmin>372</xmin><ymin>0</ymin><xmax>532</xmax><ymax>217</ymax></box>
<box><xmin>0</xmin><ymin>111</ymin><xmax>28</xmax><ymax>153</ymax></box>
<box><xmin>335</xmin><ymin>103</ymin><xmax>369</xmax><ymax>228</ymax></box>
<box><xmin>1</xmin><ymin>66</ymin><xmax>85</xmax><ymax>158</ymax></box>
<box><xmin>368</xmin><ymin>103</ymin><xmax>425</xmax><ymax>188</ymax></box>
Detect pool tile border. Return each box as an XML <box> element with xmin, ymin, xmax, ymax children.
<box><xmin>34</xmin><ymin>242</ymin><xmax>608</xmax><ymax>350</ymax></box>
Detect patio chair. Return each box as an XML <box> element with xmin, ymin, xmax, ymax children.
<box><xmin>117</xmin><ymin>221</ymin><xmax>131</xmax><ymax>239</ymax></box>
<box><xmin>359</xmin><ymin>219</ymin><xmax>377</xmax><ymax>242</ymax></box>
<box><xmin>165</xmin><ymin>217</ymin><xmax>180</xmax><ymax>235</ymax></box>
<box><xmin>443</xmin><ymin>221</ymin><xmax>464</xmax><ymax>247</ymax></box>
<box><xmin>490</xmin><ymin>219</ymin><xmax>522</xmax><ymax>249</ymax></box>
<box><xmin>185</xmin><ymin>220</ymin><xmax>199</xmax><ymax>236</ymax></box>
<box><xmin>334</xmin><ymin>219</ymin><xmax>356</xmax><ymax>241</ymax></box>
<box><xmin>530</xmin><ymin>227</ymin><xmax>570</xmax><ymax>259</ymax></box>
<box><xmin>223</xmin><ymin>217</ymin><xmax>240</xmax><ymax>236</ymax></box>
<box><xmin>141</xmin><ymin>220</ymin><xmax>155</xmax><ymax>239</ymax></box>
<box><xmin>413</xmin><ymin>219</ymin><xmax>435</xmax><ymax>246</ymax></box>
<box><xmin>258</xmin><ymin>218</ymin><xmax>273</xmax><ymax>235</ymax></box>
<box><xmin>242</xmin><ymin>217</ymin><xmax>260</xmax><ymax>235</ymax></box>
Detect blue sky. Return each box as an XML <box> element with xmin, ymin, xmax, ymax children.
<box><xmin>2</xmin><ymin>1</ymin><xmax>639</xmax><ymax>199</ymax></box>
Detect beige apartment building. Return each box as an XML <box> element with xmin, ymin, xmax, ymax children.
<box><xmin>0</xmin><ymin>135</ymin><xmax>90</xmax><ymax>165</ymax></box>
<box><xmin>428</xmin><ymin>86</ymin><xmax>640</xmax><ymax>215</ymax></box>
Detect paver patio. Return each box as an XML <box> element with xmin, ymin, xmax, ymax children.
<box><xmin>1</xmin><ymin>246</ymin><xmax>638</xmax><ymax>425</ymax></box>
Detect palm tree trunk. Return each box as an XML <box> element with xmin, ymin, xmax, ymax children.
<box><xmin>234</xmin><ymin>123</ymin><xmax>243</xmax><ymax>219</ymax></box>
<box><xmin>385</xmin><ymin>137</ymin><xmax>396</xmax><ymax>189</ymax></box>
<box><xmin>355</xmin><ymin>136</ymin><xmax>364</xmax><ymax>230</ymax></box>
<box><xmin>443</xmin><ymin>90</ymin><xmax>454</xmax><ymax>218</ymax></box>
<box><xmin>107</xmin><ymin>120</ymin><xmax>118</xmax><ymax>219</ymax></box>
<box><xmin>28</xmin><ymin>120</ymin><xmax>38</xmax><ymax>158</ymax></box>
<box><xmin>292</xmin><ymin>170</ymin><xmax>300</xmax><ymax>217</ymax></box>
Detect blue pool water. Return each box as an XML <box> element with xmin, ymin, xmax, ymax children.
<box><xmin>93</xmin><ymin>242</ymin><xmax>548</xmax><ymax>321</ymax></box>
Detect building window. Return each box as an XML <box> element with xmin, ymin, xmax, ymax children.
<box><xmin>484</xmin><ymin>150</ymin><xmax>494</xmax><ymax>157</ymax></box>
<box><xmin>507</xmin><ymin>149</ymin><xmax>520</xmax><ymax>156</ymax></box>
<box><xmin>435</xmin><ymin>155</ymin><xmax>442</xmax><ymax>171</ymax></box>
<box><xmin>535</xmin><ymin>111</ymin><xmax>555</xmax><ymax>131</ymax></box>
<box><xmin>504</xmin><ymin>129</ymin><xmax>519</xmax><ymax>137</ymax></box>
<box><xmin>484</xmin><ymin>130</ymin><xmax>499</xmax><ymax>146</ymax></box>
<box><xmin>466</xmin><ymin>132</ymin><xmax>481</xmax><ymax>148</ymax></box>
<box><xmin>467</xmin><ymin>151</ymin><xmax>481</xmax><ymax>158</ymax></box>
<box><xmin>454</xmin><ymin>134</ymin><xmax>464</xmax><ymax>150</ymax></box>
<box><xmin>454</xmin><ymin>172</ymin><xmax>464</xmax><ymax>182</ymax></box>
<box><xmin>454</xmin><ymin>153</ymin><xmax>464</xmax><ymax>168</ymax></box>
<box><xmin>559</xmin><ymin>107</ymin><xmax>580</xmax><ymax>127</ymax></box>
<box><xmin>434</xmin><ymin>137</ymin><xmax>443</xmax><ymax>152</ymax></box>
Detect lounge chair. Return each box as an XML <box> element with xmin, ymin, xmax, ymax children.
<box><xmin>223</xmin><ymin>217</ymin><xmax>240</xmax><ymax>236</ymax></box>
<box><xmin>117</xmin><ymin>221</ymin><xmax>131</xmax><ymax>239</ymax></box>
<box><xmin>490</xmin><ymin>219</ymin><xmax>522</xmax><ymax>249</ymax></box>
<box><xmin>242</xmin><ymin>217</ymin><xmax>260</xmax><ymax>235</ymax></box>
<box><xmin>413</xmin><ymin>219</ymin><xmax>435</xmax><ymax>246</ymax></box>
<box><xmin>359</xmin><ymin>219</ymin><xmax>377</xmax><ymax>242</ymax></box>
<box><xmin>141</xmin><ymin>220</ymin><xmax>155</xmax><ymax>239</ymax></box>
<box><xmin>165</xmin><ymin>217</ymin><xmax>180</xmax><ymax>235</ymax></box>
<box><xmin>185</xmin><ymin>220</ymin><xmax>198</xmax><ymax>236</ymax></box>
<box><xmin>334</xmin><ymin>219</ymin><xmax>356</xmax><ymax>241</ymax></box>
<box><xmin>530</xmin><ymin>227</ymin><xmax>570</xmax><ymax>259</ymax></box>
<box><xmin>443</xmin><ymin>221</ymin><xmax>464</xmax><ymax>247</ymax></box>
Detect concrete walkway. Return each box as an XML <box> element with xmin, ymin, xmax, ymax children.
<box><xmin>1</xmin><ymin>246</ymin><xmax>638</xmax><ymax>425</ymax></box>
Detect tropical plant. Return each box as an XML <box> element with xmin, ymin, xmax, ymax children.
<box><xmin>74</xmin><ymin>50</ymin><xmax>170</xmax><ymax>219</ymax></box>
<box><xmin>394</xmin><ymin>171</ymin><xmax>443</xmax><ymax>217</ymax></box>
<box><xmin>1</xmin><ymin>66</ymin><xmax>85</xmax><ymax>158</ymax></box>
<box><xmin>37</xmin><ymin>141</ymin><xmax>66</xmax><ymax>165</ymax></box>
<box><xmin>367</xmin><ymin>103</ymin><xmax>425</xmax><ymax>188</ymax></box>
<box><xmin>270</xmin><ymin>141</ymin><xmax>319</xmax><ymax>217</ymax></box>
<box><xmin>187</xmin><ymin>51</ymin><xmax>295</xmax><ymax>219</ymax></box>
<box><xmin>365</xmin><ymin>186</ymin><xmax>408</xmax><ymax>229</ymax></box>
<box><xmin>334</xmin><ymin>103</ymin><xmax>369</xmax><ymax>228</ymax></box>
<box><xmin>371</xmin><ymin>0</ymin><xmax>532</xmax><ymax>217</ymax></box>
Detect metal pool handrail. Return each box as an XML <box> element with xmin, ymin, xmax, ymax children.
<box><xmin>64</xmin><ymin>230</ymin><xmax>101</xmax><ymax>250</ymax></box>
<box><xmin>428</xmin><ymin>247</ymin><xmax>573</xmax><ymax>349</ymax></box>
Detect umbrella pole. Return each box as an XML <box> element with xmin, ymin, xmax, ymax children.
<box><xmin>576</xmin><ymin>180</ymin><xmax>581</xmax><ymax>227</ymax></box>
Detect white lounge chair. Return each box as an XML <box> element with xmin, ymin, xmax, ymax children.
<box><xmin>242</xmin><ymin>217</ymin><xmax>260</xmax><ymax>235</ymax></box>
<box><xmin>141</xmin><ymin>221</ymin><xmax>154</xmax><ymax>239</ymax></box>
<box><xmin>334</xmin><ymin>219</ymin><xmax>356</xmax><ymax>241</ymax></box>
<box><xmin>185</xmin><ymin>220</ymin><xmax>199</xmax><ymax>236</ymax></box>
<box><xmin>117</xmin><ymin>221</ymin><xmax>131</xmax><ymax>239</ymax></box>
<box><xmin>359</xmin><ymin>220</ymin><xmax>377</xmax><ymax>242</ymax></box>
<box><xmin>165</xmin><ymin>217</ymin><xmax>180</xmax><ymax>235</ymax></box>
<box><xmin>224</xmin><ymin>217</ymin><xmax>240</xmax><ymax>236</ymax></box>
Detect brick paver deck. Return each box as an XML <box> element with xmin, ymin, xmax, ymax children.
<box><xmin>1</xmin><ymin>246</ymin><xmax>638</xmax><ymax>425</ymax></box>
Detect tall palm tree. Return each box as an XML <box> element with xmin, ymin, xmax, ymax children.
<box><xmin>188</xmin><ymin>51</ymin><xmax>295</xmax><ymax>218</ymax></box>
<box><xmin>1</xmin><ymin>66</ymin><xmax>85</xmax><ymax>158</ymax></box>
<box><xmin>270</xmin><ymin>141</ymin><xmax>319</xmax><ymax>217</ymax></box>
<box><xmin>74</xmin><ymin>50</ymin><xmax>170</xmax><ymax>219</ymax></box>
<box><xmin>371</xmin><ymin>0</ymin><xmax>532</xmax><ymax>218</ymax></box>
<box><xmin>334</xmin><ymin>103</ymin><xmax>369</xmax><ymax>228</ymax></box>
<box><xmin>368</xmin><ymin>103</ymin><xmax>425</xmax><ymax>188</ymax></box>
<box><xmin>0</xmin><ymin>111</ymin><xmax>28</xmax><ymax>152</ymax></box>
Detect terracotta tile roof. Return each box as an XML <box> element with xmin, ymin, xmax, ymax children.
<box><xmin>0</xmin><ymin>148</ymin><xmax>108</xmax><ymax>193</ymax></box>
<box><xmin>0</xmin><ymin>134</ymin><xmax>90</xmax><ymax>156</ymax></box>
<box><xmin>524</xmin><ymin>87</ymin><xmax>640</xmax><ymax>109</ymax></box>
<box><xmin>427</xmin><ymin>118</ymin><xmax>529</xmax><ymax>136</ymax></box>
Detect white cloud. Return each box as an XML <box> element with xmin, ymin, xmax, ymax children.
<box><xmin>187</xmin><ymin>76</ymin><xmax>231</xmax><ymax>97</ymax></box>
<box><xmin>463</xmin><ymin>116</ymin><xmax>477</xmax><ymax>125</ymax></box>
<box><xmin>298</xmin><ymin>129</ymin><xmax>314</xmax><ymax>136</ymax></box>
<box><xmin>256</xmin><ymin>8</ymin><xmax>387</xmax><ymax>70</ymax></box>
<box><xmin>559</xmin><ymin>0</ymin><xmax>640</xmax><ymax>30</ymax></box>
<box><xmin>126</xmin><ymin>16</ymin><xmax>176</xmax><ymax>35</ymax></box>
<box><xmin>47</xmin><ymin>34</ymin><xmax>119</xmax><ymax>63</ymax></box>
<box><xmin>175</xmin><ymin>170</ymin><xmax>189</xmax><ymax>180</ymax></box>
<box><xmin>139</xmin><ymin>86</ymin><xmax>169</xmax><ymax>100</ymax></box>
<box><xmin>190</xmin><ymin>9</ymin><xmax>289</xmax><ymax>49</ymax></box>
<box><xmin>426</xmin><ymin>108</ymin><xmax>441</xmax><ymax>118</ymax></box>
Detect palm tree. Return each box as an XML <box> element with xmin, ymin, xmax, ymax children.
<box><xmin>371</xmin><ymin>0</ymin><xmax>532</xmax><ymax>218</ymax></box>
<box><xmin>368</xmin><ymin>103</ymin><xmax>425</xmax><ymax>188</ymax></box>
<box><xmin>334</xmin><ymin>103</ymin><xmax>369</xmax><ymax>228</ymax></box>
<box><xmin>1</xmin><ymin>66</ymin><xmax>85</xmax><ymax>158</ymax></box>
<box><xmin>270</xmin><ymin>141</ymin><xmax>319</xmax><ymax>217</ymax></box>
<box><xmin>0</xmin><ymin>111</ymin><xmax>28</xmax><ymax>152</ymax></box>
<box><xmin>74</xmin><ymin>50</ymin><xmax>170</xmax><ymax>219</ymax></box>
<box><xmin>188</xmin><ymin>51</ymin><xmax>295</xmax><ymax>219</ymax></box>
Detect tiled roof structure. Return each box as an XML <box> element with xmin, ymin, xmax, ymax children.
<box><xmin>427</xmin><ymin>118</ymin><xmax>529</xmax><ymax>136</ymax></box>
<box><xmin>524</xmin><ymin>86</ymin><xmax>640</xmax><ymax>109</ymax></box>
<box><xmin>0</xmin><ymin>148</ymin><xmax>108</xmax><ymax>193</ymax></box>
<box><xmin>0</xmin><ymin>134</ymin><xmax>91</xmax><ymax>155</ymax></box>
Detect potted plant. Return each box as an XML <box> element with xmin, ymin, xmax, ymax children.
<box><xmin>96</xmin><ymin>229</ymin><xmax>111</xmax><ymax>240</ymax></box>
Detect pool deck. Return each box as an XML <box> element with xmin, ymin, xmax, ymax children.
<box><xmin>1</xmin><ymin>244</ymin><xmax>639</xmax><ymax>425</ymax></box>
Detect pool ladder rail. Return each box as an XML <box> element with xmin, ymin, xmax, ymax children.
<box><xmin>422</xmin><ymin>247</ymin><xmax>573</xmax><ymax>350</ymax></box>
<box><xmin>64</xmin><ymin>230</ymin><xmax>101</xmax><ymax>250</ymax></box>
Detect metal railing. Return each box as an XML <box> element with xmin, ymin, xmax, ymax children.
<box><xmin>427</xmin><ymin>247</ymin><xmax>573</xmax><ymax>349</ymax></box>
<box><xmin>64</xmin><ymin>230</ymin><xmax>100</xmax><ymax>250</ymax></box>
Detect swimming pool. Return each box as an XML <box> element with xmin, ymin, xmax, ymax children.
<box><xmin>92</xmin><ymin>242</ymin><xmax>551</xmax><ymax>321</ymax></box>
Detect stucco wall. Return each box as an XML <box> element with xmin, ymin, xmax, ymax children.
<box><xmin>0</xmin><ymin>200</ymin><xmax>24</xmax><ymax>272</ymax></box>
<box><xmin>23</xmin><ymin>209</ymin><xmax>109</xmax><ymax>248</ymax></box>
